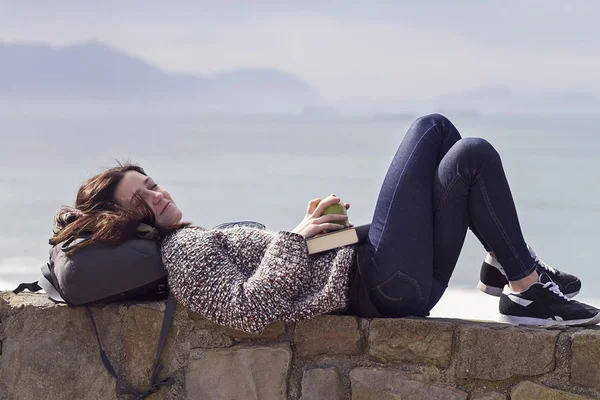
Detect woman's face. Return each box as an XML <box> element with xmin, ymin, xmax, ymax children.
<box><xmin>114</xmin><ymin>171</ymin><xmax>183</xmax><ymax>228</ymax></box>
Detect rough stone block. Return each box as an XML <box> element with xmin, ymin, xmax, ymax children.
<box><xmin>187</xmin><ymin>311</ymin><xmax>285</xmax><ymax>341</ymax></box>
<box><xmin>122</xmin><ymin>304</ymin><xmax>165</xmax><ymax>391</ymax></box>
<box><xmin>120</xmin><ymin>301</ymin><xmax>194</xmax><ymax>400</ymax></box>
<box><xmin>456</xmin><ymin>325</ymin><xmax>558</xmax><ymax>380</ymax></box>
<box><xmin>0</xmin><ymin>293</ymin><xmax>119</xmax><ymax>400</ymax></box>
<box><xmin>512</xmin><ymin>381</ymin><xmax>595</xmax><ymax>400</ymax></box>
<box><xmin>471</xmin><ymin>392</ymin><xmax>506</xmax><ymax>400</ymax></box>
<box><xmin>189</xmin><ymin>328</ymin><xmax>234</xmax><ymax>348</ymax></box>
<box><xmin>368</xmin><ymin>318</ymin><xmax>455</xmax><ymax>367</ymax></box>
<box><xmin>222</xmin><ymin>321</ymin><xmax>286</xmax><ymax>340</ymax></box>
<box><xmin>185</xmin><ymin>343</ymin><xmax>291</xmax><ymax>400</ymax></box>
<box><xmin>294</xmin><ymin>315</ymin><xmax>360</xmax><ymax>357</ymax></box>
<box><xmin>300</xmin><ymin>367</ymin><xmax>344</xmax><ymax>400</ymax></box>
<box><xmin>571</xmin><ymin>330</ymin><xmax>600</xmax><ymax>390</ymax></box>
<box><xmin>0</xmin><ymin>306</ymin><xmax>7</xmax><ymax>400</ymax></box>
<box><xmin>350</xmin><ymin>367</ymin><xmax>468</xmax><ymax>400</ymax></box>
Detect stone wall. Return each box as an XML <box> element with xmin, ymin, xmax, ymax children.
<box><xmin>1</xmin><ymin>292</ymin><xmax>599</xmax><ymax>400</ymax></box>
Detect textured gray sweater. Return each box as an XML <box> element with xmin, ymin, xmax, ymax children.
<box><xmin>161</xmin><ymin>226</ymin><xmax>357</xmax><ymax>333</ymax></box>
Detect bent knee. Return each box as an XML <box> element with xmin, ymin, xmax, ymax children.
<box><xmin>456</xmin><ymin>137</ymin><xmax>501</xmax><ymax>164</ymax></box>
<box><xmin>412</xmin><ymin>113</ymin><xmax>451</xmax><ymax>130</ymax></box>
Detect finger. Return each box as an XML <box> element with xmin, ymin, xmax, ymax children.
<box><xmin>306</xmin><ymin>198</ymin><xmax>321</xmax><ymax>215</ymax></box>
<box><xmin>313</xmin><ymin>195</ymin><xmax>341</xmax><ymax>216</ymax></box>
<box><xmin>344</xmin><ymin>203</ymin><xmax>350</xmax><ymax>210</ymax></box>
<box><xmin>314</xmin><ymin>214</ymin><xmax>348</xmax><ymax>224</ymax></box>
<box><xmin>318</xmin><ymin>222</ymin><xmax>348</xmax><ymax>232</ymax></box>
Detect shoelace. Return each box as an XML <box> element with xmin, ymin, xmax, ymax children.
<box><xmin>534</xmin><ymin>255</ymin><xmax>557</xmax><ymax>274</ymax></box>
<box><xmin>543</xmin><ymin>281</ymin><xmax>570</xmax><ymax>301</ymax></box>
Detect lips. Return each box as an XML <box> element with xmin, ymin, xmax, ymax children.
<box><xmin>160</xmin><ymin>202</ymin><xmax>170</xmax><ymax>215</ymax></box>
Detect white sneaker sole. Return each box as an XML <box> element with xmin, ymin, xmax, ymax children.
<box><xmin>498</xmin><ymin>312</ymin><xmax>600</xmax><ymax>326</ymax></box>
<box><xmin>476</xmin><ymin>281</ymin><xmax>504</xmax><ymax>297</ymax></box>
<box><xmin>478</xmin><ymin>281</ymin><xmax>580</xmax><ymax>299</ymax></box>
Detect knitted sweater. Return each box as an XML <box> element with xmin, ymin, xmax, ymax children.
<box><xmin>160</xmin><ymin>226</ymin><xmax>357</xmax><ymax>333</ymax></box>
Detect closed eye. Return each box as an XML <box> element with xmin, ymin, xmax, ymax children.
<box><xmin>150</xmin><ymin>183</ymin><xmax>158</xmax><ymax>190</ymax></box>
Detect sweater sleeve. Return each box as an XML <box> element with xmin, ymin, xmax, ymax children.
<box><xmin>161</xmin><ymin>227</ymin><xmax>312</xmax><ymax>333</ymax></box>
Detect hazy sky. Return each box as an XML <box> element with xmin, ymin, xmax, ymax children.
<box><xmin>2</xmin><ymin>1</ymin><xmax>599</xmax><ymax>110</ymax></box>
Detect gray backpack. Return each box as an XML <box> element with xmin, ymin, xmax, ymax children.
<box><xmin>14</xmin><ymin>233</ymin><xmax>176</xmax><ymax>399</ymax></box>
<box><xmin>12</xmin><ymin>220</ymin><xmax>265</xmax><ymax>399</ymax></box>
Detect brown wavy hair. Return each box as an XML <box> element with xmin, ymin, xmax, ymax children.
<box><xmin>49</xmin><ymin>162</ymin><xmax>190</xmax><ymax>255</ymax></box>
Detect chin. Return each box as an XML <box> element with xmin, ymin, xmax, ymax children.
<box><xmin>160</xmin><ymin>209</ymin><xmax>183</xmax><ymax>228</ymax></box>
<box><xmin>173</xmin><ymin>210</ymin><xmax>184</xmax><ymax>224</ymax></box>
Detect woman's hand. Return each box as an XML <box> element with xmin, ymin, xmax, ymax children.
<box><xmin>291</xmin><ymin>195</ymin><xmax>349</xmax><ymax>239</ymax></box>
<box><xmin>344</xmin><ymin>202</ymin><xmax>354</xmax><ymax>227</ymax></box>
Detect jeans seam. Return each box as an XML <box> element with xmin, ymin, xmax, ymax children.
<box><xmin>474</xmin><ymin>224</ymin><xmax>533</xmax><ymax>280</ymax></box>
<box><xmin>508</xmin><ymin>264</ymin><xmax>537</xmax><ymax>281</ymax></box>
<box><xmin>473</xmin><ymin>223</ymin><xmax>493</xmax><ymax>262</ymax></box>
<box><xmin>434</xmin><ymin>172</ymin><xmax>465</xmax><ymax>223</ymax></box>
<box><xmin>477</xmin><ymin>175</ymin><xmax>529</xmax><ymax>274</ymax></box>
<box><xmin>374</xmin><ymin>123</ymin><xmax>438</xmax><ymax>253</ymax></box>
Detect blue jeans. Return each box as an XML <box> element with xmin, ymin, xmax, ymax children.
<box><xmin>358</xmin><ymin>114</ymin><xmax>536</xmax><ymax>317</ymax></box>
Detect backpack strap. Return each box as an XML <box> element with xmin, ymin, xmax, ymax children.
<box><xmin>13</xmin><ymin>263</ymin><xmax>53</xmax><ymax>295</ymax></box>
<box><xmin>86</xmin><ymin>293</ymin><xmax>177</xmax><ymax>400</ymax></box>
<box><xmin>12</xmin><ymin>281</ymin><xmax>43</xmax><ymax>294</ymax></box>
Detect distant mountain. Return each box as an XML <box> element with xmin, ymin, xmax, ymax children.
<box><xmin>434</xmin><ymin>85</ymin><xmax>600</xmax><ymax>115</ymax></box>
<box><xmin>0</xmin><ymin>41</ymin><xmax>323</xmax><ymax>113</ymax></box>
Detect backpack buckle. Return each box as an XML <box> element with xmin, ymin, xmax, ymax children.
<box><xmin>157</xmin><ymin>284</ymin><xmax>168</xmax><ymax>294</ymax></box>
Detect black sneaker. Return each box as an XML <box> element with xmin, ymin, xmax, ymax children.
<box><xmin>498</xmin><ymin>273</ymin><xmax>600</xmax><ymax>326</ymax></box>
<box><xmin>477</xmin><ymin>250</ymin><xmax>581</xmax><ymax>298</ymax></box>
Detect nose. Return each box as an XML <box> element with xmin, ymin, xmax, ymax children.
<box><xmin>150</xmin><ymin>191</ymin><xmax>164</xmax><ymax>205</ymax></box>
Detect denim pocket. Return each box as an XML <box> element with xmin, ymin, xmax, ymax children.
<box><xmin>370</xmin><ymin>270</ymin><xmax>424</xmax><ymax>316</ymax></box>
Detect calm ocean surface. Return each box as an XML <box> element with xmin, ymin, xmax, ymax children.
<box><xmin>1</xmin><ymin>111</ymin><xmax>598</xmax><ymax>319</ymax></box>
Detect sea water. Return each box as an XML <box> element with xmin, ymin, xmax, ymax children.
<box><xmin>1</xmin><ymin>111</ymin><xmax>598</xmax><ymax>319</ymax></box>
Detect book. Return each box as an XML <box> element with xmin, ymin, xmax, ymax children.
<box><xmin>305</xmin><ymin>224</ymin><xmax>371</xmax><ymax>254</ymax></box>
